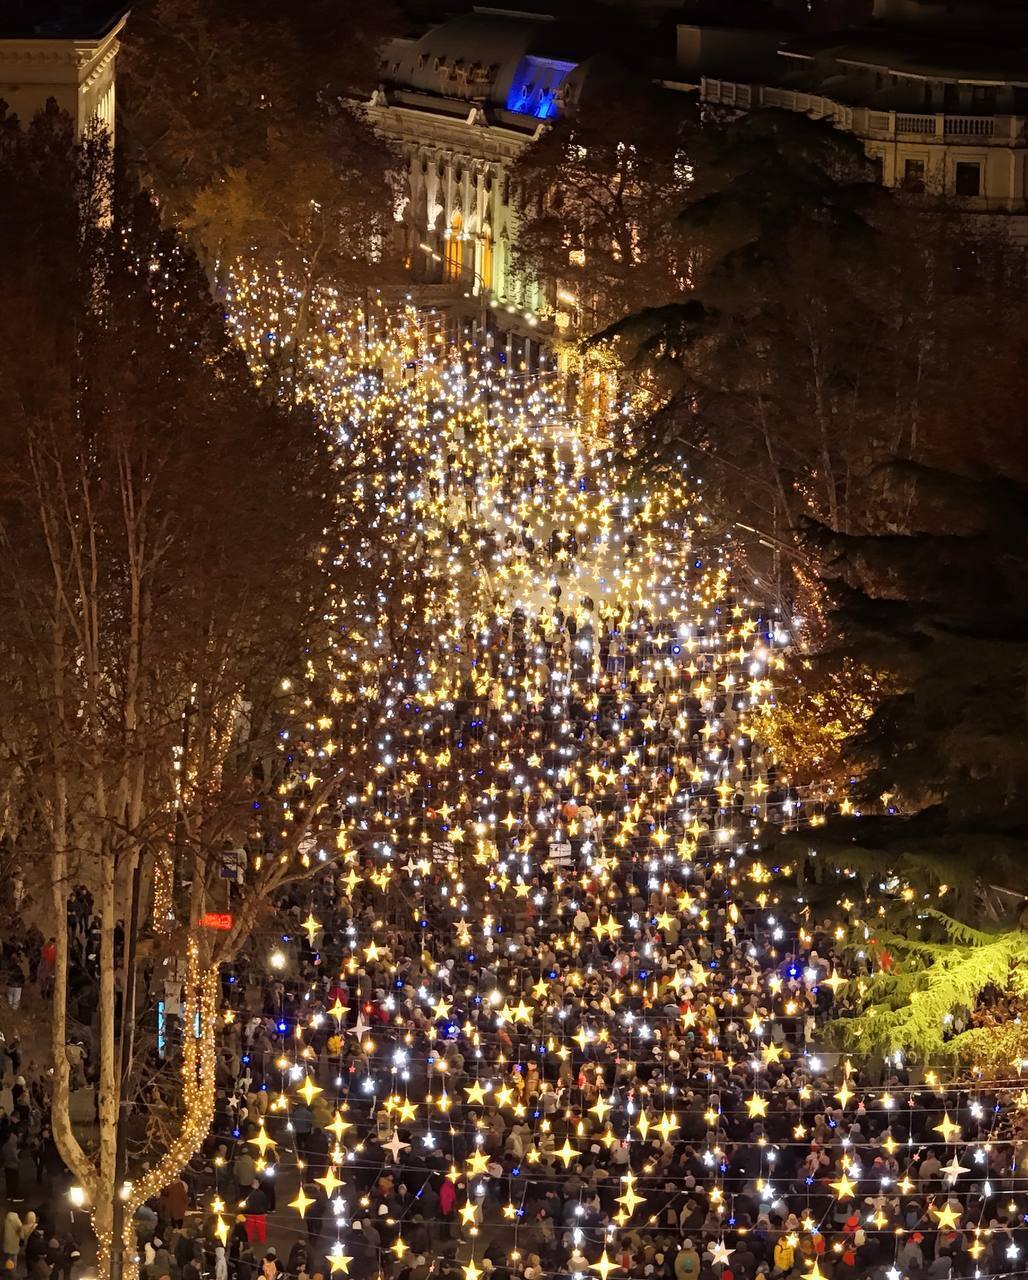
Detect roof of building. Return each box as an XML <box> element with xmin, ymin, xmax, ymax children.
<box><xmin>0</xmin><ymin>1</ymin><xmax>128</xmax><ymax>38</ymax></box>
<box><xmin>379</xmin><ymin>10</ymin><xmax>601</xmax><ymax>121</ymax></box>
<box><xmin>781</xmin><ymin>31</ymin><xmax>1028</xmax><ymax>86</ymax></box>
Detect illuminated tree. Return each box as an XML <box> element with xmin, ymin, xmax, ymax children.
<box><xmin>119</xmin><ymin>0</ymin><xmax>400</xmax><ymax>311</ymax></box>
<box><xmin>0</xmin><ymin>108</ymin><xmax>351</xmax><ymax>1277</ymax></box>
<box><xmin>759</xmin><ymin>656</ymin><xmax>881</xmax><ymax>792</ymax></box>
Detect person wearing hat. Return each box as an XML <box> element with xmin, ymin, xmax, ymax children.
<box><xmin>674</xmin><ymin>1239</ymin><xmax>700</xmax><ymax>1280</ymax></box>
<box><xmin>898</xmin><ymin>1233</ymin><xmax>925</xmax><ymax>1273</ymax></box>
<box><xmin>236</xmin><ymin>1243</ymin><xmax>258</xmax><ymax>1280</ymax></box>
<box><xmin>834</xmin><ymin>1243</ymin><xmax>859</xmax><ymax>1280</ymax></box>
<box><xmin>2</xmin><ymin>1211</ymin><xmax>21</xmax><ymax>1273</ymax></box>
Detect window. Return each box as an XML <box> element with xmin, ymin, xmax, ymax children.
<box><xmin>444</xmin><ymin>210</ymin><xmax>463</xmax><ymax>280</ymax></box>
<box><xmin>480</xmin><ymin>224</ymin><xmax>493</xmax><ymax>291</ymax></box>
<box><xmin>903</xmin><ymin>158</ymin><xmax>926</xmax><ymax>193</ymax></box>
<box><xmin>954</xmin><ymin>161</ymin><xmax>981</xmax><ymax>197</ymax></box>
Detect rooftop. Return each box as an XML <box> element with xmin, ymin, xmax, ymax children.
<box><xmin>782</xmin><ymin>27</ymin><xmax>1028</xmax><ymax>83</ymax></box>
<box><xmin>379</xmin><ymin>10</ymin><xmax>608</xmax><ymax>121</ymax></box>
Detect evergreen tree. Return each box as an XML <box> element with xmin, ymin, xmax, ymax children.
<box><xmin>593</xmin><ymin>106</ymin><xmax>1028</xmax><ymax>1062</ymax></box>
<box><xmin>823</xmin><ymin>908</ymin><xmax>1028</xmax><ymax>1065</ymax></box>
<box><xmin>593</xmin><ymin>111</ymin><xmax>1003</xmax><ymax>566</ymax></box>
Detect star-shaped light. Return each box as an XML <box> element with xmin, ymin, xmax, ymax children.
<box><xmin>327</xmin><ymin>1246</ymin><xmax>352</xmax><ymax>1274</ymax></box>
<box><xmin>933</xmin><ymin>1202</ymin><xmax>961</xmax><ymax>1230</ymax></box>
<box><xmin>297</xmin><ymin>1076</ymin><xmax>323</xmax><ymax>1105</ymax></box>
<box><xmin>934</xmin><ymin>1113</ymin><xmax>962</xmax><ymax>1143</ymax></box>
<box><xmin>554</xmin><ymin>1138</ymin><xmax>581</xmax><ymax>1167</ymax></box>
<box><xmin>326</xmin><ymin>1110</ymin><xmax>351</xmax><ymax>1143</ymax></box>
<box><xmin>616</xmin><ymin>1175</ymin><xmax>644</xmax><ymax>1216</ymax></box>
<box><xmin>591</xmin><ymin>1253</ymin><xmax>620</xmax><ymax>1280</ymax></box>
<box><xmin>710</xmin><ymin>1242</ymin><xmax>735</xmax><ymax>1268</ymax></box>
<box><xmin>290</xmin><ymin>1187</ymin><xmax>315</xmax><ymax>1217</ymax></box>
<box><xmin>381</xmin><ymin>1130</ymin><xmax>411</xmax><ymax>1163</ymax></box>
<box><xmin>317</xmin><ymin>1168</ymin><xmax>345</xmax><ymax>1197</ymax></box>
<box><xmin>251</xmin><ymin>1124</ymin><xmax>276</xmax><ymax>1157</ymax></box>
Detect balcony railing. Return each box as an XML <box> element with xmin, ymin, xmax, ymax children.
<box><xmin>701</xmin><ymin>78</ymin><xmax>1024</xmax><ymax>144</ymax></box>
<box><xmin>895</xmin><ymin>113</ymin><xmax>936</xmax><ymax>134</ymax></box>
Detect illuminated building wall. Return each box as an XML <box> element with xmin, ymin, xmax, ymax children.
<box><xmin>0</xmin><ymin>7</ymin><xmax>127</xmax><ymax>142</ymax></box>
<box><xmin>365</xmin><ymin>12</ymin><xmax>595</xmax><ymax>342</ymax></box>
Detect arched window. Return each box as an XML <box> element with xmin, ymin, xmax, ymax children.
<box><xmin>480</xmin><ymin>223</ymin><xmax>493</xmax><ymax>291</ymax></box>
<box><xmin>444</xmin><ymin>210</ymin><xmax>463</xmax><ymax>280</ymax></box>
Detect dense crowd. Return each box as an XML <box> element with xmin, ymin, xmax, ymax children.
<box><xmin>1</xmin><ymin>360</ymin><xmax>1024</xmax><ymax>1280</ymax></box>
<box><xmin>138</xmin><ymin>579</ymin><xmax>1025</xmax><ymax>1280</ymax></box>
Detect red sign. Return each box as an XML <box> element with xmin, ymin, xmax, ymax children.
<box><xmin>200</xmin><ymin>912</ymin><xmax>233</xmax><ymax>931</ymax></box>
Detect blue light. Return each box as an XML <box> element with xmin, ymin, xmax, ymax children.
<box><xmin>505</xmin><ymin>57</ymin><xmax>575</xmax><ymax>119</ymax></box>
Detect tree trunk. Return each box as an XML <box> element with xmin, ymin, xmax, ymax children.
<box><xmin>95</xmin><ymin>842</ymin><xmax>119</xmax><ymax>1280</ymax></box>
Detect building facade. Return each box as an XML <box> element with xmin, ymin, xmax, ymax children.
<box><xmin>366</xmin><ymin>10</ymin><xmax>598</xmax><ymax>347</ymax></box>
<box><xmin>0</xmin><ymin>5</ymin><xmax>128</xmax><ymax>140</ymax></box>
<box><xmin>678</xmin><ymin>0</ymin><xmax>1028</xmax><ymax>237</ymax></box>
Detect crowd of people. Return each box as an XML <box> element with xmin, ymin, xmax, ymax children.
<box><xmin>147</xmin><ymin>566</ymin><xmax>1025</xmax><ymax>1280</ymax></box>
<box><xmin>2</xmin><ymin>361</ymin><xmax>1025</xmax><ymax>1280</ymax></box>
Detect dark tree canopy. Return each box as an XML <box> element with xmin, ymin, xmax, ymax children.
<box><xmin>510</xmin><ymin>81</ymin><xmax>696</xmax><ymax>330</ymax></box>
<box><xmin>595</xmin><ymin>112</ymin><xmax>1025</xmax><ymax>575</ymax></box>
<box><xmin>119</xmin><ymin>0</ymin><xmax>400</xmax><ymax>295</ymax></box>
